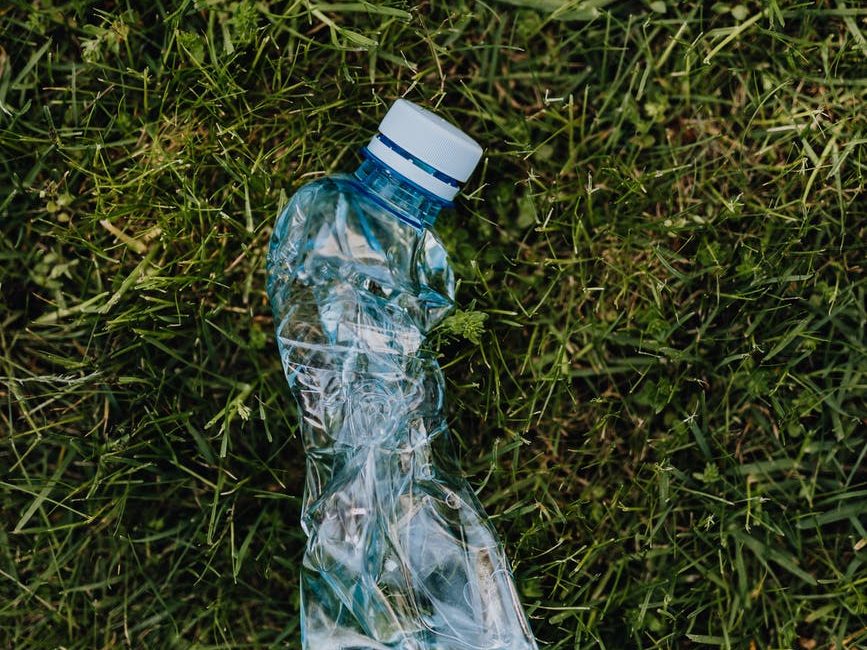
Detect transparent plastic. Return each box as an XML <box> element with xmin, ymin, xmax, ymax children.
<box><xmin>267</xmin><ymin>156</ymin><xmax>538</xmax><ymax>649</ymax></box>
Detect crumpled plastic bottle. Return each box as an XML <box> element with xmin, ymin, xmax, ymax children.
<box><xmin>267</xmin><ymin>99</ymin><xmax>538</xmax><ymax>650</ymax></box>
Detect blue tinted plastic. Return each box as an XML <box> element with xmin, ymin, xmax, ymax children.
<box><xmin>267</xmin><ymin>156</ymin><xmax>538</xmax><ymax>649</ymax></box>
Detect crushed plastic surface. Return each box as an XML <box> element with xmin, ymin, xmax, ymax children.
<box><xmin>267</xmin><ymin>174</ymin><xmax>538</xmax><ymax>649</ymax></box>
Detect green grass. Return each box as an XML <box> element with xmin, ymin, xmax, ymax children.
<box><xmin>1</xmin><ymin>1</ymin><xmax>866</xmax><ymax>648</ymax></box>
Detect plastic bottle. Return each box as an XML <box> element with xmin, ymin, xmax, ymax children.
<box><xmin>267</xmin><ymin>99</ymin><xmax>538</xmax><ymax>650</ymax></box>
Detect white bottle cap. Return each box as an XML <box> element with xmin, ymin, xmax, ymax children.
<box><xmin>364</xmin><ymin>99</ymin><xmax>483</xmax><ymax>202</ymax></box>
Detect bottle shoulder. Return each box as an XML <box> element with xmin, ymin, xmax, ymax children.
<box><xmin>281</xmin><ymin>173</ymin><xmax>441</xmax><ymax>263</ymax></box>
<box><xmin>287</xmin><ymin>173</ymin><xmax>374</xmax><ymax>208</ymax></box>
<box><xmin>268</xmin><ymin>172</ymin><xmax>456</xmax><ymax>329</ymax></box>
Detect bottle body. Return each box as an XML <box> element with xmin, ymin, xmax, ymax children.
<box><xmin>267</xmin><ymin>161</ymin><xmax>537</xmax><ymax>649</ymax></box>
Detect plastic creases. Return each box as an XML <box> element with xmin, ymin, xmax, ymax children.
<box><xmin>266</xmin><ymin>171</ymin><xmax>538</xmax><ymax>649</ymax></box>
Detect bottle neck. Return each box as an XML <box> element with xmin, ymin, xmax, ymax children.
<box><xmin>354</xmin><ymin>155</ymin><xmax>450</xmax><ymax>228</ymax></box>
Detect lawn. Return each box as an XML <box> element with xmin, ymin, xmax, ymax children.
<box><xmin>1</xmin><ymin>1</ymin><xmax>866</xmax><ymax>648</ymax></box>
